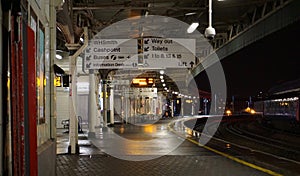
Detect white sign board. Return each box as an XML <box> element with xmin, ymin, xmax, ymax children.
<box><xmin>84</xmin><ymin>38</ymin><xmax>196</xmax><ymax>69</ymax></box>
<box><xmin>141</xmin><ymin>38</ymin><xmax>196</xmax><ymax>68</ymax></box>
<box><xmin>110</xmin><ymin>79</ymin><xmax>130</xmax><ymax>85</ymax></box>
<box><xmin>84</xmin><ymin>39</ymin><xmax>138</xmax><ymax>69</ymax></box>
<box><xmin>123</xmin><ymin>88</ymin><xmax>158</xmax><ymax>98</ymax></box>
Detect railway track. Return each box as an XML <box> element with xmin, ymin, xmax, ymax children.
<box><xmin>224</xmin><ymin>120</ymin><xmax>300</xmax><ymax>162</ymax></box>
<box><xmin>183</xmin><ymin>116</ymin><xmax>300</xmax><ymax>175</ymax></box>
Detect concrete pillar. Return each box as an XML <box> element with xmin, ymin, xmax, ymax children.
<box><xmin>88</xmin><ymin>70</ymin><xmax>96</xmax><ymax>138</ymax></box>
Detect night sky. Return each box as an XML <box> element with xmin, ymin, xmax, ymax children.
<box><xmin>196</xmin><ymin>20</ymin><xmax>300</xmax><ymax>98</ymax></box>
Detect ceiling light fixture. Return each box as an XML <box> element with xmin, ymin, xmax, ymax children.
<box><xmin>187</xmin><ymin>22</ymin><xmax>199</xmax><ymax>33</ymax></box>
<box><xmin>185</xmin><ymin>12</ymin><xmax>196</xmax><ymax>16</ymax></box>
<box><xmin>56</xmin><ymin>54</ymin><xmax>62</xmax><ymax>60</ymax></box>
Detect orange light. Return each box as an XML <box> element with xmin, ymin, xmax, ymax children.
<box><xmin>143</xmin><ymin>125</ymin><xmax>156</xmax><ymax>133</ymax></box>
<box><xmin>120</xmin><ymin>127</ymin><xmax>125</xmax><ymax>134</ymax></box>
<box><xmin>225</xmin><ymin>110</ymin><xmax>232</xmax><ymax>116</ymax></box>
<box><xmin>245</xmin><ymin>107</ymin><xmax>251</xmax><ymax>112</ymax></box>
<box><xmin>132</xmin><ymin>78</ymin><xmax>140</xmax><ymax>84</ymax></box>
<box><xmin>139</xmin><ymin>82</ymin><xmax>147</xmax><ymax>86</ymax></box>
<box><xmin>148</xmin><ymin>78</ymin><xmax>154</xmax><ymax>84</ymax></box>
<box><xmin>244</xmin><ymin>107</ymin><xmax>256</xmax><ymax>114</ymax></box>
<box><xmin>132</xmin><ymin>78</ymin><xmax>148</xmax><ymax>86</ymax></box>
<box><xmin>185</xmin><ymin>99</ymin><xmax>192</xmax><ymax>103</ymax></box>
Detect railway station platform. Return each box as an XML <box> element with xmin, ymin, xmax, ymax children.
<box><xmin>56</xmin><ymin>117</ymin><xmax>295</xmax><ymax>176</ymax></box>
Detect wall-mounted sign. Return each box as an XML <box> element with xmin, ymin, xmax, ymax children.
<box><xmin>55</xmin><ymin>76</ymin><xmax>61</xmax><ymax>87</ymax></box>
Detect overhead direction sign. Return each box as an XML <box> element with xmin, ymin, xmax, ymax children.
<box><xmin>141</xmin><ymin>38</ymin><xmax>196</xmax><ymax>68</ymax></box>
<box><xmin>84</xmin><ymin>39</ymin><xmax>138</xmax><ymax>69</ymax></box>
<box><xmin>84</xmin><ymin>38</ymin><xmax>196</xmax><ymax>69</ymax></box>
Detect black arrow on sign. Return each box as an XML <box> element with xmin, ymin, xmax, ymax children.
<box><xmin>190</xmin><ymin>61</ymin><xmax>195</xmax><ymax>68</ymax></box>
<box><xmin>86</xmin><ymin>55</ymin><xmax>92</xmax><ymax>61</ymax></box>
<box><xmin>144</xmin><ymin>39</ymin><xmax>150</xmax><ymax>44</ymax></box>
<box><xmin>86</xmin><ymin>63</ymin><xmax>92</xmax><ymax>68</ymax></box>
<box><xmin>86</xmin><ymin>48</ymin><xmax>91</xmax><ymax>53</ymax></box>
<box><xmin>144</xmin><ymin>47</ymin><xmax>149</xmax><ymax>52</ymax></box>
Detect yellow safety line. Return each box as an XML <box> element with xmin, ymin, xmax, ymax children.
<box><xmin>168</xmin><ymin>122</ymin><xmax>283</xmax><ymax>176</ymax></box>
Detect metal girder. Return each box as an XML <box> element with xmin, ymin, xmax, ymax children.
<box><xmin>57</xmin><ymin>1</ymin><xmax>75</xmax><ymax>44</ymax></box>
<box><xmin>191</xmin><ymin>0</ymin><xmax>300</xmax><ymax>77</ymax></box>
<box><xmin>71</xmin><ymin>6</ymin><xmax>205</xmax><ymax>11</ymax></box>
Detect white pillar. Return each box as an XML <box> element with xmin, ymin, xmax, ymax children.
<box><xmin>110</xmin><ymin>85</ymin><xmax>114</xmax><ymax>125</ymax></box>
<box><xmin>124</xmin><ymin>88</ymin><xmax>129</xmax><ymax>124</ymax></box>
<box><xmin>0</xmin><ymin>3</ymin><xmax>3</xmax><ymax>173</ymax></box>
<box><xmin>214</xmin><ymin>94</ymin><xmax>217</xmax><ymax>114</ymax></box>
<box><xmin>68</xmin><ymin>56</ymin><xmax>79</xmax><ymax>154</ymax></box>
<box><xmin>88</xmin><ymin>70</ymin><xmax>96</xmax><ymax>137</ymax></box>
<box><xmin>191</xmin><ymin>100</ymin><xmax>195</xmax><ymax>116</ymax></box>
<box><xmin>49</xmin><ymin>0</ymin><xmax>58</xmax><ymax>140</ymax></box>
<box><xmin>204</xmin><ymin>99</ymin><xmax>208</xmax><ymax>115</ymax></box>
<box><xmin>181</xmin><ymin>98</ymin><xmax>184</xmax><ymax>117</ymax></box>
<box><xmin>171</xmin><ymin>100</ymin><xmax>174</xmax><ymax>117</ymax></box>
<box><xmin>102</xmin><ymin>80</ymin><xmax>108</xmax><ymax>127</ymax></box>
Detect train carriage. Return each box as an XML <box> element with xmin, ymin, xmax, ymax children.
<box><xmin>253</xmin><ymin>79</ymin><xmax>300</xmax><ymax>132</ymax></box>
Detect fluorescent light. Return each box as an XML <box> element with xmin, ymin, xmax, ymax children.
<box><xmin>57</xmin><ymin>26</ymin><xmax>62</xmax><ymax>32</ymax></box>
<box><xmin>56</xmin><ymin>54</ymin><xmax>62</xmax><ymax>60</ymax></box>
<box><xmin>185</xmin><ymin>12</ymin><xmax>196</xmax><ymax>16</ymax></box>
<box><xmin>187</xmin><ymin>22</ymin><xmax>199</xmax><ymax>33</ymax></box>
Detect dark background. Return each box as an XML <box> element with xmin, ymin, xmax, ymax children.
<box><xmin>196</xmin><ymin>20</ymin><xmax>300</xmax><ymax>98</ymax></box>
